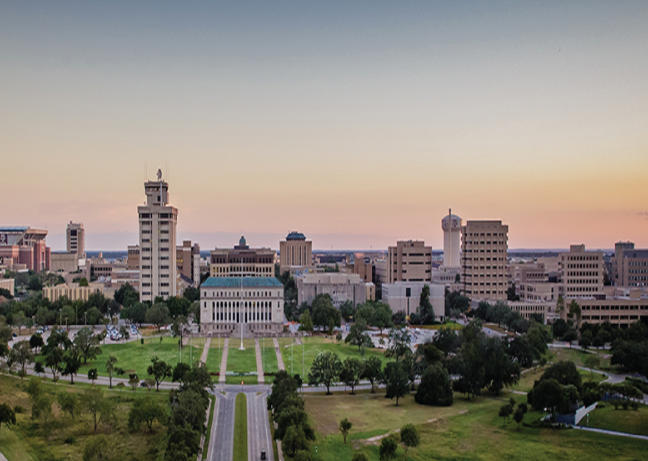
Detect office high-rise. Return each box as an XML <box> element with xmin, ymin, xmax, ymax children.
<box><xmin>66</xmin><ymin>222</ymin><xmax>85</xmax><ymax>258</ymax></box>
<box><xmin>461</xmin><ymin>220</ymin><xmax>509</xmax><ymax>300</ymax></box>
<box><xmin>138</xmin><ymin>171</ymin><xmax>177</xmax><ymax>302</ymax></box>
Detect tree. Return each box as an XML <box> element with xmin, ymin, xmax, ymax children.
<box><xmin>129</xmin><ymin>374</ymin><xmax>139</xmax><ymax>391</ymax></box>
<box><xmin>432</xmin><ymin>328</ymin><xmax>459</xmax><ymax>357</ymax></box>
<box><xmin>114</xmin><ymin>282</ymin><xmax>139</xmax><ymax>307</ymax></box>
<box><xmin>568</xmin><ymin>300</ymin><xmax>581</xmax><ymax>325</ymax></box>
<box><xmin>74</xmin><ymin>327</ymin><xmax>102</xmax><ymax>364</ymax></box>
<box><xmin>281</xmin><ymin>425</ymin><xmax>309</xmax><ymax>457</ymax></box>
<box><xmin>400</xmin><ymin>424</ymin><xmax>420</xmax><ymax>454</ymax></box>
<box><xmin>105</xmin><ymin>355</ymin><xmax>118</xmax><ymax>389</ymax></box>
<box><xmin>171</xmin><ymin>315</ymin><xmax>188</xmax><ymax>346</ymax></box>
<box><xmin>417</xmin><ymin>285</ymin><xmax>435</xmax><ymax>325</ymax></box>
<box><xmin>310</xmin><ymin>294</ymin><xmax>341</xmax><ymax>331</ymax></box>
<box><xmin>45</xmin><ymin>346</ymin><xmax>64</xmax><ymax>380</ymax></box>
<box><xmin>340</xmin><ymin>357</ymin><xmax>365</xmax><ymax>394</ymax></box>
<box><xmin>540</xmin><ymin>360</ymin><xmax>583</xmax><ymax>394</ymax></box>
<box><xmin>58</xmin><ymin>392</ymin><xmax>80</xmax><ymax>418</ymax></box>
<box><xmin>145</xmin><ymin>303</ymin><xmax>171</xmax><ymax>332</ymax></box>
<box><xmin>34</xmin><ymin>361</ymin><xmax>44</xmax><ymax>375</ymax></box>
<box><xmin>85</xmin><ymin>306</ymin><xmax>103</xmax><ymax>326</ymax></box>
<box><xmin>8</xmin><ymin>340</ymin><xmax>34</xmax><ymax>379</ymax></box>
<box><xmin>369</xmin><ymin>303</ymin><xmax>393</xmax><ymax>334</ymax></box>
<box><xmin>345</xmin><ymin>319</ymin><xmax>373</xmax><ymax>351</ymax></box>
<box><xmin>527</xmin><ymin>378</ymin><xmax>570</xmax><ymax>415</ymax></box>
<box><xmin>384</xmin><ymin>362</ymin><xmax>409</xmax><ymax>406</ymax></box>
<box><xmin>483</xmin><ymin>337</ymin><xmax>521</xmax><ymax>395</ymax></box>
<box><xmin>308</xmin><ymin>351</ymin><xmax>342</xmax><ymax>394</ymax></box>
<box><xmin>352</xmin><ymin>454</ymin><xmax>369</xmax><ymax>461</ymax></box>
<box><xmin>88</xmin><ymin>368</ymin><xmax>98</xmax><ymax>384</ymax></box>
<box><xmin>339</xmin><ymin>301</ymin><xmax>355</xmax><ymax>321</ymax></box>
<box><xmin>129</xmin><ymin>394</ymin><xmax>167</xmax><ymax>432</ymax></box>
<box><xmin>148</xmin><ymin>356</ymin><xmax>172</xmax><ymax>392</ymax></box>
<box><xmin>339</xmin><ymin>418</ymin><xmax>353</xmax><ymax>443</ymax></box>
<box><xmin>513</xmin><ymin>403</ymin><xmax>528</xmax><ymax>430</ymax></box>
<box><xmin>124</xmin><ymin>302</ymin><xmax>147</xmax><ymax>327</ymax></box>
<box><xmin>379</xmin><ymin>435</ymin><xmax>398</xmax><ymax>461</ymax></box>
<box><xmin>583</xmin><ymin>355</ymin><xmax>602</xmax><ymax>380</ymax></box>
<box><xmin>29</xmin><ymin>333</ymin><xmax>44</xmax><ymax>353</ymax></box>
<box><xmin>83</xmin><ymin>434</ymin><xmax>111</xmax><ymax>461</ymax></box>
<box><xmin>79</xmin><ymin>277</ymin><xmax>89</xmax><ymax>287</ymax></box>
<box><xmin>62</xmin><ymin>348</ymin><xmax>82</xmax><ymax>384</ymax></box>
<box><xmin>415</xmin><ymin>364</ymin><xmax>453</xmax><ymax>406</ymax></box>
<box><xmin>499</xmin><ymin>402</ymin><xmax>514</xmax><ymax>426</ymax></box>
<box><xmin>172</xmin><ymin>362</ymin><xmax>192</xmax><ymax>383</ymax></box>
<box><xmin>562</xmin><ymin>328</ymin><xmax>578</xmax><ymax>348</ymax></box>
<box><xmin>385</xmin><ymin>328</ymin><xmax>411</xmax><ymax>363</ymax></box>
<box><xmin>82</xmin><ymin>387</ymin><xmax>115</xmax><ymax>432</ymax></box>
<box><xmin>362</xmin><ymin>356</ymin><xmax>383</xmax><ymax>393</ymax></box>
<box><xmin>61</xmin><ymin>305</ymin><xmax>76</xmax><ymax>325</ymax></box>
<box><xmin>298</xmin><ymin>311</ymin><xmax>313</xmax><ymax>331</ymax></box>
<box><xmin>0</xmin><ymin>403</ymin><xmax>16</xmax><ymax>430</ymax></box>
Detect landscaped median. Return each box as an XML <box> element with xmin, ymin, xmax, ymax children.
<box><xmin>233</xmin><ymin>393</ymin><xmax>248</xmax><ymax>461</ymax></box>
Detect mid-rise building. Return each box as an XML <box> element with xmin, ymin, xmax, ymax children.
<box><xmin>177</xmin><ymin>240</ymin><xmax>201</xmax><ymax>286</ymax></box>
<box><xmin>296</xmin><ymin>273</ymin><xmax>368</xmax><ymax>307</ymax></box>
<box><xmin>50</xmin><ymin>252</ymin><xmax>79</xmax><ymax>273</ymax></box>
<box><xmin>210</xmin><ymin>237</ymin><xmax>274</xmax><ymax>278</ymax></box>
<box><xmin>0</xmin><ymin>226</ymin><xmax>51</xmax><ymax>271</ymax></box>
<box><xmin>43</xmin><ymin>282</ymin><xmax>106</xmax><ymax>302</ymax></box>
<box><xmin>66</xmin><ymin>221</ymin><xmax>85</xmax><ymax>258</ymax></box>
<box><xmin>559</xmin><ymin>244</ymin><xmax>604</xmax><ymax>298</ymax></box>
<box><xmin>461</xmin><ymin>220</ymin><xmax>509</xmax><ymax>301</ymax></box>
<box><xmin>127</xmin><ymin>245</ymin><xmax>140</xmax><ymax>271</ymax></box>
<box><xmin>0</xmin><ymin>279</ymin><xmax>15</xmax><ymax>296</ymax></box>
<box><xmin>441</xmin><ymin>211</ymin><xmax>462</xmax><ymax>269</ymax></box>
<box><xmin>279</xmin><ymin>231</ymin><xmax>313</xmax><ymax>274</ymax></box>
<box><xmin>138</xmin><ymin>172</ymin><xmax>178</xmax><ymax>302</ymax></box>
<box><xmin>200</xmin><ymin>277</ymin><xmax>284</xmax><ymax>336</ymax></box>
<box><xmin>382</xmin><ymin>282</ymin><xmax>445</xmax><ymax>320</ymax></box>
<box><xmin>611</xmin><ymin>241</ymin><xmax>648</xmax><ymax>287</ymax></box>
<box><xmin>385</xmin><ymin>240</ymin><xmax>432</xmax><ymax>284</ymax></box>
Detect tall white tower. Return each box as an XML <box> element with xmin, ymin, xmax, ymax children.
<box><xmin>138</xmin><ymin>171</ymin><xmax>178</xmax><ymax>302</ymax></box>
<box><xmin>441</xmin><ymin>209</ymin><xmax>462</xmax><ymax>269</ymax></box>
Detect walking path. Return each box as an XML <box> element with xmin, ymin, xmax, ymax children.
<box><xmin>571</xmin><ymin>425</ymin><xmax>648</xmax><ymax>441</ymax></box>
<box><xmin>255</xmin><ymin>338</ymin><xmax>264</xmax><ymax>384</ymax></box>
<box><xmin>219</xmin><ymin>338</ymin><xmax>230</xmax><ymax>384</ymax></box>
<box><xmin>273</xmin><ymin>337</ymin><xmax>285</xmax><ymax>371</ymax></box>
<box><xmin>200</xmin><ymin>337</ymin><xmax>211</xmax><ymax>364</ymax></box>
<box><xmin>295</xmin><ymin>336</ymin><xmax>302</xmax><ymax>345</ymax></box>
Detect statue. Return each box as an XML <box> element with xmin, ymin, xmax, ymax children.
<box><xmin>157</xmin><ymin>169</ymin><xmax>162</xmax><ymax>180</ymax></box>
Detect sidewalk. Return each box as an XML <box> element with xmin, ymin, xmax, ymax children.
<box><xmin>273</xmin><ymin>337</ymin><xmax>285</xmax><ymax>371</ymax></box>
<box><xmin>255</xmin><ymin>338</ymin><xmax>264</xmax><ymax>384</ymax></box>
<box><xmin>200</xmin><ymin>337</ymin><xmax>211</xmax><ymax>364</ymax></box>
<box><xmin>572</xmin><ymin>425</ymin><xmax>648</xmax><ymax>441</ymax></box>
<box><xmin>219</xmin><ymin>338</ymin><xmax>230</xmax><ymax>384</ymax></box>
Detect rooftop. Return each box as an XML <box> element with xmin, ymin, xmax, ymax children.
<box><xmin>201</xmin><ymin>277</ymin><xmax>283</xmax><ymax>288</ymax></box>
<box><xmin>286</xmin><ymin>231</ymin><xmax>306</xmax><ymax>241</ymax></box>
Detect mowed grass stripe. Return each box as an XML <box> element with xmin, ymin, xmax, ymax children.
<box><xmin>233</xmin><ymin>393</ymin><xmax>248</xmax><ymax>461</ymax></box>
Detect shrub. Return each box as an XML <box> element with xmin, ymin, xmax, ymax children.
<box><xmin>13</xmin><ymin>405</ymin><xmax>25</xmax><ymax>414</ymax></box>
<box><xmin>621</xmin><ymin>400</ymin><xmax>629</xmax><ymax>410</ymax></box>
<box><xmin>631</xmin><ymin>401</ymin><xmax>639</xmax><ymax>411</ymax></box>
<box><xmin>64</xmin><ymin>435</ymin><xmax>76</xmax><ymax>444</ymax></box>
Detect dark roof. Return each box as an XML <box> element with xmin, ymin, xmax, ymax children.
<box><xmin>286</xmin><ymin>232</ymin><xmax>306</xmax><ymax>241</ymax></box>
<box><xmin>201</xmin><ymin>277</ymin><xmax>283</xmax><ymax>288</ymax></box>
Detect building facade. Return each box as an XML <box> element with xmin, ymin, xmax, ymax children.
<box><xmin>296</xmin><ymin>273</ymin><xmax>367</xmax><ymax>307</ymax></box>
<box><xmin>43</xmin><ymin>282</ymin><xmax>106</xmax><ymax>302</ymax></box>
<box><xmin>461</xmin><ymin>220</ymin><xmax>509</xmax><ymax>301</ymax></box>
<box><xmin>127</xmin><ymin>245</ymin><xmax>140</xmax><ymax>271</ymax></box>
<box><xmin>66</xmin><ymin>221</ymin><xmax>85</xmax><ymax>258</ymax></box>
<box><xmin>559</xmin><ymin>244</ymin><xmax>604</xmax><ymax>298</ymax></box>
<box><xmin>200</xmin><ymin>277</ymin><xmax>284</xmax><ymax>336</ymax></box>
<box><xmin>138</xmin><ymin>174</ymin><xmax>178</xmax><ymax>302</ymax></box>
<box><xmin>279</xmin><ymin>231</ymin><xmax>313</xmax><ymax>274</ymax></box>
<box><xmin>210</xmin><ymin>237</ymin><xmax>274</xmax><ymax>278</ymax></box>
<box><xmin>442</xmin><ymin>211</ymin><xmax>462</xmax><ymax>269</ymax></box>
<box><xmin>382</xmin><ymin>282</ymin><xmax>445</xmax><ymax>320</ymax></box>
<box><xmin>50</xmin><ymin>252</ymin><xmax>79</xmax><ymax>273</ymax></box>
<box><xmin>385</xmin><ymin>240</ymin><xmax>432</xmax><ymax>284</ymax></box>
<box><xmin>0</xmin><ymin>226</ymin><xmax>50</xmax><ymax>271</ymax></box>
<box><xmin>177</xmin><ymin>240</ymin><xmax>201</xmax><ymax>286</ymax></box>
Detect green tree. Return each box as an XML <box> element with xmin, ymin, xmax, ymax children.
<box><xmin>12</xmin><ymin>311</ymin><xmax>27</xmax><ymax>335</ymax></box>
<box><xmin>499</xmin><ymin>402</ymin><xmax>514</xmax><ymax>426</ymax></box>
<box><xmin>339</xmin><ymin>301</ymin><xmax>355</xmax><ymax>321</ymax></box>
<box><xmin>281</xmin><ymin>425</ymin><xmax>309</xmax><ymax>457</ymax></box>
<box><xmin>433</xmin><ymin>327</ymin><xmax>460</xmax><ymax>357</ymax></box>
<box><xmin>298</xmin><ymin>311</ymin><xmax>313</xmax><ymax>331</ymax></box>
<box><xmin>352</xmin><ymin>454</ymin><xmax>369</xmax><ymax>461</ymax></box>
<box><xmin>540</xmin><ymin>360</ymin><xmax>583</xmax><ymax>394</ymax></box>
<box><xmin>147</xmin><ymin>356</ymin><xmax>172</xmax><ymax>392</ymax></box>
<box><xmin>385</xmin><ymin>327</ymin><xmax>411</xmax><ymax>363</ymax></box>
<box><xmin>129</xmin><ymin>374</ymin><xmax>139</xmax><ymax>391</ymax></box>
<box><xmin>583</xmin><ymin>354</ymin><xmax>602</xmax><ymax>380</ymax></box>
<box><xmin>310</xmin><ymin>294</ymin><xmax>341</xmax><ymax>331</ymax></box>
<box><xmin>8</xmin><ymin>340</ymin><xmax>34</xmax><ymax>379</ymax></box>
<box><xmin>339</xmin><ymin>418</ymin><xmax>353</xmax><ymax>443</ymax></box>
<box><xmin>145</xmin><ymin>303</ymin><xmax>171</xmax><ymax>332</ymax></box>
<box><xmin>61</xmin><ymin>305</ymin><xmax>76</xmax><ymax>325</ymax></box>
<box><xmin>105</xmin><ymin>355</ymin><xmax>118</xmax><ymax>389</ymax></box>
<box><xmin>74</xmin><ymin>327</ymin><xmax>102</xmax><ymax>364</ymax></box>
<box><xmin>88</xmin><ymin>368</ymin><xmax>98</xmax><ymax>384</ymax></box>
<box><xmin>340</xmin><ymin>357</ymin><xmax>365</xmax><ymax>395</ymax></box>
<box><xmin>417</xmin><ymin>285</ymin><xmax>435</xmax><ymax>325</ymax></box>
<box><xmin>369</xmin><ymin>302</ymin><xmax>393</xmax><ymax>334</ymax></box>
<box><xmin>379</xmin><ymin>435</ymin><xmax>398</xmax><ymax>461</ymax></box>
<box><xmin>171</xmin><ymin>315</ymin><xmax>188</xmax><ymax>346</ymax></box>
<box><xmin>82</xmin><ymin>386</ymin><xmax>115</xmax><ymax>432</ymax></box>
<box><xmin>45</xmin><ymin>346</ymin><xmax>65</xmax><ymax>380</ymax></box>
<box><xmin>345</xmin><ymin>319</ymin><xmax>373</xmax><ymax>351</ymax></box>
<box><xmin>308</xmin><ymin>351</ymin><xmax>342</xmax><ymax>395</ymax></box>
<box><xmin>568</xmin><ymin>300</ymin><xmax>582</xmax><ymax>326</ymax></box>
<box><xmin>62</xmin><ymin>347</ymin><xmax>82</xmax><ymax>384</ymax></box>
<box><xmin>415</xmin><ymin>364</ymin><xmax>453</xmax><ymax>406</ymax></box>
<box><xmin>384</xmin><ymin>362</ymin><xmax>409</xmax><ymax>406</ymax></box>
<box><xmin>0</xmin><ymin>403</ymin><xmax>16</xmax><ymax>430</ymax></box>
<box><xmin>513</xmin><ymin>403</ymin><xmax>528</xmax><ymax>430</ymax></box>
<box><xmin>128</xmin><ymin>394</ymin><xmax>167</xmax><ymax>432</ymax></box>
<box><xmin>362</xmin><ymin>356</ymin><xmax>383</xmax><ymax>393</ymax></box>
<box><xmin>82</xmin><ymin>434</ymin><xmax>110</xmax><ymax>461</ymax></box>
<box><xmin>85</xmin><ymin>306</ymin><xmax>103</xmax><ymax>326</ymax></box>
<box><xmin>124</xmin><ymin>302</ymin><xmax>147</xmax><ymax>327</ymax></box>
<box><xmin>400</xmin><ymin>424</ymin><xmax>420</xmax><ymax>454</ymax></box>
<box><xmin>57</xmin><ymin>392</ymin><xmax>80</xmax><ymax>418</ymax></box>
<box><xmin>29</xmin><ymin>333</ymin><xmax>44</xmax><ymax>353</ymax></box>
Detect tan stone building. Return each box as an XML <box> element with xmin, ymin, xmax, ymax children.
<box><xmin>461</xmin><ymin>220</ymin><xmax>509</xmax><ymax>301</ymax></box>
<box><xmin>210</xmin><ymin>236</ymin><xmax>274</xmax><ymax>278</ymax></box>
<box><xmin>296</xmin><ymin>273</ymin><xmax>368</xmax><ymax>307</ymax></box>
<box><xmin>559</xmin><ymin>244</ymin><xmax>604</xmax><ymax>298</ymax></box>
<box><xmin>0</xmin><ymin>278</ymin><xmax>15</xmax><ymax>296</ymax></box>
<box><xmin>43</xmin><ymin>282</ymin><xmax>106</xmax><ymax>302</ymax></box>
<box><xmin>385</xmin><ymin>240</ymin><xmax>432</xmax><ymax>284</ymax></box>
<box><xmin>50</xmin><ymin>252</ymin><xmax>79</xmax><ymax>273</ymax></box>
<box><xmin>279</xmin><ymin>232</ymin><xmax>312</xmax><ymax>274</ymax></box>
<box><xmin>66</xmin><ymin>222</ymin><xmax>85</xmax><ymax>258</ymax></box>
<box><xmin>177</xmin><ymin>240</ymin><xmax>201</xmax><ymax>286</ymax></box>
<box><xmin>127</xmin><ymin>245</ymin><xmax>140</xmax><ymax>270</ymax></box>
<box><xmin>138</xmin><ymin>173</ymin><xmax>178</xmax><ymax>302</ymax></box>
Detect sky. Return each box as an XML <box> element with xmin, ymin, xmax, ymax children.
<box><xmin>1</xmin><ymin>1</ymin><xmax>647</xmax><ymax>252</ymax></box>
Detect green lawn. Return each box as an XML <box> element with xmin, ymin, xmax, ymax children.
<box><xmin>587</xmin><ymin>403</ymin><xmax>648</xmax><ymax>436</ymax></box>
<box><xmin>305</xmin><ymin>390</ymin><xmax>648</xmax><ymax>461</ymax></box>
<box><xmin>281</xmin><ymin>336</ymin><xmax>392</xmax><ymax>378</ymax></box>
<box><xmin>418</xmin><ymin>322</ymin><xmax>464</xmax><ymax>330</ymax></box>
<box><xmin>258</xmin><ymin>337</ymin><xmax>279</xmax><ymax>376</ymax></box>
<box><xmin>550</xmin><ymin>348</ymin><xmax>612</xmax><ymax>369</ymax></box>
<box><xmin>68</xmin><ymin>337</ymin><xmax>204</xmax><ymax>381</ymax></box>
<box><xmin>513</xmin><ymin>364</ymin><xmax>606</xmax><ymax>393</ymax></box>
<box><xmin>206</xmin><ymin>339</ymin><xmax>225</xmax><ymax>376</ymax></box>
<box><xmin>227</xmin><ymin>339</ymin><xmax>258</xmax><ymax>374</ymax></box>
<box><xmin>233</xmin><ymin>393</ymin><xmax>248</xmax><ymax>461</ymax></box>
<box><xmin>0</xmin><ymin>374</ymin><xmax>169</xmax><ymax>461</ymax></box>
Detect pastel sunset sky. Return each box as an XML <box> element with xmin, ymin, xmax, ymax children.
<box><xmin>1</xmin><ymin>1</ymin><xmax>647</xmax><ymax>251</ymax></box>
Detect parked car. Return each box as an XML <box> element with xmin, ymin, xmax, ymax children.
<box><xmin>35</xmin><ymin>328</ymin><xmax>43</xmax><ymax>334</ymax></box>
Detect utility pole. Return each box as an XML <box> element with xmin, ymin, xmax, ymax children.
<box><xmin>239</xmin><ymin>258</ymin><xmax>245</xmax><ymax>351</ymax></box>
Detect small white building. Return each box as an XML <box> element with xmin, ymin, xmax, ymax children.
<box><xmin>382</xmin><ymin>282</ymin><xmax>445</xmax><ymax>321</ymax></box>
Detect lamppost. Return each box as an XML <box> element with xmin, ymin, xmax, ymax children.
<box><xmin>239</xmin><ymin>258</ymin><xmax>245</xmax><ymax>351</ymax></box>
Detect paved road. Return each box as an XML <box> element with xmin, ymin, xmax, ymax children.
<box><xmin>247</xmin><ymin>391</ymin><xmax>273</xmax><ymax>461</ymax></box>
<box><xmin>209</xmin><ymin>391</ymin><xmax>235</xmax><ymax>461</ymax></box>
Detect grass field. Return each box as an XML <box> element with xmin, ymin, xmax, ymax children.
<box><xmin>550</xmin><ymin>348</ymin><xmax>612</xmax><ymax>369</ymax></box>
<box><xmin>587</xmin><ymin>403</ymin><xmax>648</xmax><ymax>436</ymax></box>
<box><xmin>233</xmin><ymin>393</ymin><xmax>248</xmax><ymax>461</ymax></box>
<box><xmin>418</xmin><ymin>322</ymin><xmax>464</xmax><ymax>330</ymax></box>
<box><xmin>226</xmin><ymin>339</ymin><xmax>258</xmax><ymax>374</ymax></box>
<box><xmin>281</xmin><ymin>336</ymin><xmax>392</xmax><ymax>378</ymax></box>
<box><xmin>305</xmin><ymin>390</ymin><xmax>648</xmax><ymax>461</ymax></box>
<box><xmin>513</xmin><ymin>366</ymin><xmax>606</xmax><ymax>393</ymax></box>
<box><xmin>0</xmin><ymin>373</ymin><xmax>169</xmax><ymax>461</ymax></box>
<box><xmin>206</xmin><ymin>339</ymin><xmax>225</xmax><ymax>376</ymax></box>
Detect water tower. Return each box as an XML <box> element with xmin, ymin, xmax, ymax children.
<box><xmin>441</xmin><ymin>209</ymin><xmax>462</xmax><ymax>268</ymax></box>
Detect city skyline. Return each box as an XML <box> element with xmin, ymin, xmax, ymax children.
<box><xmin>2</xmin><ymin>1</ymin><xmax>648</xmax><ymax>251</ymax></box>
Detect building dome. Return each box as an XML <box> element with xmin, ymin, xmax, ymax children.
<box><xmin>286</xmin><ymin>231</ymin><xmax>306</xmax><ymax>241</ymax></box>
<box><xmin>441</xmin><ymin>214</ymin><xmax>462</xmax><ymax>231</ymax></box>
<box><xmin>239</xmin><ymin>235</ymin><xmax>247</xmax><ymax>246</ymax></box>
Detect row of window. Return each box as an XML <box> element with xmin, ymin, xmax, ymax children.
<box><xmin>209</xmin><ymin>311</ymin><xmax>273</xmax><ymax>323</ymax></box>
<box><xmin>203</xmin><ymin>290</ymin><xmax>281</xmax><ymax>298</ymax></box>
<box><xmin>565</xmin><ymin>279</ymin><xmax>599</xmax><ymax>285</ymax></box>
<box><xmin>581</xmin><ymin>305</ymin><xmax>646</xmax><ymax>311</ymax></box>
<box><xmin>465</xmin><ymin>233</ymin><xmax>507</xmax><ymax>237</ymax></box>
<box><xmin>565</xmin><ymin>263</ymin><xmax>599</xmax><ymax>269</ymax></box>
<box><xmin>565</xmin><ymin>255</ymin><xmax>600</xmax><ymax>261</ymax></box>
<box><xmin>566</xmin><ymin>271</ymin><xmax>599</xmax><ymax>277</ymax></box>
